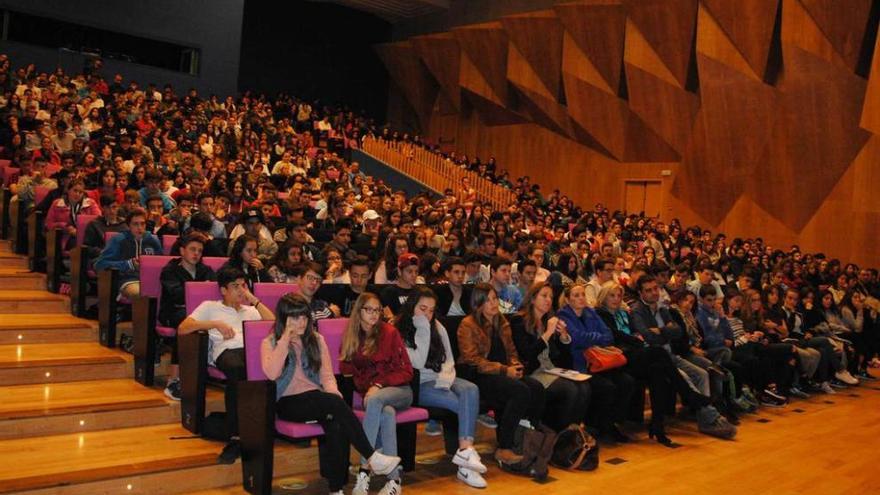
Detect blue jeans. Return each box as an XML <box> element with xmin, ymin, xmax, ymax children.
<box><xmin>360</xmin><ymin>385</ymin><xmax>413</xmax><ymax>467</ymax></box>
<box><xmin>418</xmin><ymin>378</ymin><xmax>479</xmax><ymax>441</ymax></box>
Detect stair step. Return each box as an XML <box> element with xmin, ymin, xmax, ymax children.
<box><xmin>0</xmin><ymin>290</ymin><xmax>69</xmax><ymax>313</ymax></box>
<box><xmin>0</xmin><ymin>314</ymin><xmax>96</xmax><ymax>344</ymax></box>
<box><xmin>0</xmin><ymin>424</ymin><xmax>309</xmax><ymax>494</ymax></box>
<box><xmin>0</xmin><ymin>342</ymin><xmax>132</xmax><ymax>385</ymax></box>
<box><xmin>0</xmin><ymin>255</ymin><xmax>27</xmax><ymax>270</ymax></box>
<box><xmin>0</xmin><ymin>380</ymin><xmax>225</xmax><ymax>440</ymax></box>
<box><xmin>0</xmin><ymin>269</ymin><xmax>45</xmax><ymax>290</ymax></box>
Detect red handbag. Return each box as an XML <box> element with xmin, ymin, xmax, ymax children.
<box><xmin>583</xmin><ymin>346</ymin><xmax>627</xmax><ymax>373</ymax></box>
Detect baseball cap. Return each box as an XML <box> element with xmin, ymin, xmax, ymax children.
<box><xmin>362</xmin><ymin>209</ymin><xmax>381</xmax><ymax>222</ymax></box>
<box><xmin>398</xmin><ymin>253</ymin><xmax>419</xmax><ymax>268</ymax></box>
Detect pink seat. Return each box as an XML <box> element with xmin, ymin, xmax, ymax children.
<box><xmin>254</xmin><ymin>283</ymin><xmax>300</xmax><ymax>313</ymax></box>
<box><xmin>156</xmin><ymin>325</ymin><xmax>176</xmax><ymax>337</ymax></box>
<box><xmin>275</xmin><ymin>419</ymin><xmax>325</xmax><ymax>438</ymax></box>
<box><xmin>34</xmin><ymin>185</ymin><xmax>51</xmax><ymax>206</ymax></box>
<box><xmin>208</xmin><ymin>366</ymin><xmax>227</xmax><ymax>380</ymax></box>
<box><xmin>140</xmin><ymin>256</ymin><xmax>177</xmax><ymax>299</ymax></box>
<box><xmin>353</xmin><ymin>407</ymin><xmax>428</xmax><ymax>423</ymax></box>
<box><xmin>185</xmin><ymin>281</ymin><xmax>221</xmax><ymax>315</ymax></box>
<box><xmin>203</xmin><ymin>257</ymin><xmax>227</xmax><ymax>271</ymax></box>
<box><xmin>104</xmin><ymin>231</ymin><xmax>123</xmax><ymax>244</ymax></box>
<box><xmin>74</xmin><ymin>214</ymin><xmax>99</xmax><ymax>247</ymax></box>
<box><xmin>244</xmin><ymin>320</ymin><xmax>325</xmax><ymax>438</ymax></box>
<box><xmin>162</xmin><ymin>235</ymin><xmax>178</xmax><ymax>255</ymax></box>
<box><xmin>317</xmin><ymin>318</ymin><xmax>347</xmax><ymax>374</ymax></box>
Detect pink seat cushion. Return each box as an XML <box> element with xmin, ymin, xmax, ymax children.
<box><xmin>353</xmin><ymin>407</ymin><xmax>428</xmax><ymax>424</ymax></box>
<box><xmin>118</xmin><ymin>296</ymin><xmax>132</xmax><ymax>305</ymax></box>
<box><xmin>156</xmin><ymin>325</ymin><xmax>176</xmax><ymax>337</ymax></box>
<box><xmin>86</xmin><ymin>269</ymin><xmax>97</xmax><ymax>278</ymax></box>
<box><xmin>275</xmin><ymin>419</ymin><xmax>325</xmax><ymax>439</ymax></box>
<box><xmin>208</xmin><ymin>366</ymin><xmax>227</xmax><ymax>380</ymax></box>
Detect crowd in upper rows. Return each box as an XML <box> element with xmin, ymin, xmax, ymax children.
<box><xmin>2</xmin><ymin>54</ymin><xmax>879</xmax><ymax>495</ymax></box>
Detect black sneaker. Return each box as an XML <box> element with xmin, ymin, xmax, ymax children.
<box><xmin>119</xmin><ymin>334</ymin><xmax>134</xmax><ymax>354</ymax></box>
<box><xmin>759</xmin><ymin>391</ymin><xmax>787</xmax><ymax>408</ymax></box>
<box><xmin>164</xmin><ymin>378</ymin><xmax>181</xmax><ymax>401</ymax></box>
<box><xmin>856</xmin><ymin>370</ymin><xmax>877</xmax><ymax>381</ymax></box>
<box><xmin>217</xmin><ymin>440</ymin><xmax>241</xmax><ymax>464</ymax></box>
<box><xmin>829</xmin><ymin>378</ymin><xmax>848</xmax><ymax>389</ymax></box>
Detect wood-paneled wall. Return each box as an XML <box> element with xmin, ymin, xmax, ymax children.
<box><xmin>377</xmin><ymin>0</ymin><xmax>880</xmax><ymax>267</ymax></box>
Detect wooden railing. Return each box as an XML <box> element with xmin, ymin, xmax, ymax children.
<box><xmin>361</xmin><ymin>136</ymin><xmax>517</xmax><ymax>210</ymax></box>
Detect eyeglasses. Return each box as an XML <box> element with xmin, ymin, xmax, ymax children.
<box><xmin>361</xmin><ymin>306</ymin><xmax>382</xmax><ymax>315</ymax></box>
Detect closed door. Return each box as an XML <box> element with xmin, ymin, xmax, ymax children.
<box><xmin>624</xmin><ymin>181</ymin><xmax>662</xmax><ymax>217</ymax></box>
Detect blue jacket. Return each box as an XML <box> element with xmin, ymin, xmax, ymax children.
<box><xmin>696</xmin><ymin>304</ymin><xmax>734</xmax><ymax>350</ymax></box>
<box><xmin>95</xmin><ymin>230</ymin><xmax>162</xmax><ymax>284</ymax></box>
<box><xmin>558</xmin><ymin>304</ymin><xmax>614</xmax><ymax>372</ymax></box>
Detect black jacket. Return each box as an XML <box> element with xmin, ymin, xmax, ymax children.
<box><xmin>82</xmin><ymin>217</ymin><xmax>127</xmax><ymax>258</ymax></box>
<box><xmin>433</xmin><ymin>283</ymin><xmax>473</xmax><ymax>317</ymax></box>
<box><xmin>596</xmin><ymin>307</ymin><xmax>647</xmax><ymax>353</ymax></box>
<box><xmin>509</xmin><ymin>314</ymin><xmax>572</xmax><ymax>375</ymax></box>
<box><xmin>158</xmin><ymin>258</ymin><xmax>216</xmax><ymax>328</ymax></box>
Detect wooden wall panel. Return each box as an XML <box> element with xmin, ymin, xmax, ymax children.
<box><xmin>411</xmin><ymin>34</ymin><xmax>461</xmax><ymax>112</ymax></box>
<box><xmin>862</xmin><ymin>30</ymin><xmax>880</xmax><ymax>133</ymax></box>
<box><xmin>751</xmin><ymin>44</ymin><xmax>871</xmax><ymax>230</ymax></box>
<box><xmin>701</xmin><ymin>0</ymin><xmax>780</xmax><ymax>78</ymax></box>
<box><xmin>385</xmin><ymin>1</ymin><xmax>880</xmax><ymax>267</ymax></box>
<box><xmin>452</xmin><ymin>22</ymin><xmax>510</xmax><ymax>104</ymax></box>
<box><xmin>624</xmin><ymin>0</ymin><xmax>699</xmax><ymax>88</ymax></box>
<box><xmin>501</xmin><ymin>11</ymin><xmax>564</xmax><ymax>101</ymax></box>
<box><xmin>375</xmin><ymin>41</ymin><xmax>439</xmax><ymax>131</ymax></box>
<box><xmin>554</xmin><ymin>1</ymin><xmax>627</xmax><ymax>95</ymax></box>
<box><xmin>799</xmin><ymin>0</ymin><xmax>874</xmax><ymax>71</ymax></box>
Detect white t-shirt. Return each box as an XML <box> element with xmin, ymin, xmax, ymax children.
<box><xmin>189</xmin><ymin>300</ymin><xmax>262</xmax><ymax>365</ymax></box>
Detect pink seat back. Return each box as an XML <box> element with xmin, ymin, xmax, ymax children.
<box><xmin>317</xmin><ymin>318</ymin><xmax>348</xmax><ymax>374</ymax></box>
<box><xmin>254</xmin><ymin>283</ymin><xmax>300</xmax><ymax>314</ymax></box>
<box><xmin>203</xmin><ymin>256</ymin><xmax>227</xmax><ymax>271</ymax></box>
<box><xmin>139</xmin><ymin>256</ymin><xmax>176</xmax><ymax>298</ymax></box>
<box><xmin>243</xmin><ymin>320</ymin><xmax>274</xmax><ymax>380</ymax></box>
<box><xmin>162</xmin><ymin>235</ymin><xmax>179</xmax><ymax>255</ymax></box>
<box><xmin>34</xmin><ymin>185</ymin><xmax>51</xmax><ymax>206</ymax></box>
<box><xmin>75</xmin><ymin>215</ymin><xmax>99</xmax><ymax>246</ymax></box>
<box><xmin>0</xmin><ymin>159</ymin><xmax>11</xmax><ymax>169</ymax></box>
<box><xmin>185</xmin><ymin>281</ymin><xmax>221</xmax><ymax>315</ymax></box>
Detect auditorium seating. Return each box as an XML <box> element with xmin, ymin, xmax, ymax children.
<box><xmin>132</xmin><ymin>255</ymin><xmax>227</xmax><ymax>386</ymax></box>
<box><xmin>253</xmin><ymin>282</ymin><xmax>300</xmax><ymax>313</ymax></box>
<box><xmin>96</xmin><ymin>231</ymin><xmax>126</xmax><ymax>348</ymax></box>
<box><xmin>238</xmin><ymin>318</ymin><xmax>428</xmax><ymax>494</ymax></box>
<box><xmin>45</xmin><ymin>213</ymin><xmax>98</xmax><ymax>294</ymax></box>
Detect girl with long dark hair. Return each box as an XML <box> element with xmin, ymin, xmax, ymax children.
<box><xmin>262</xmin><ymin>294</ymin><xmax>401</xmax><ymax>495</ymax></box>
<box><xmin>395</xmin><ymin>287</ymin><xmax>487</xmax><ymax>488</ymax></box>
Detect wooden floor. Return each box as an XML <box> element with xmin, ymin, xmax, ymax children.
<box><xmin>193</xmin><ymin>382</ymin><xmax>880</xmax><ymax>495</ymax></box>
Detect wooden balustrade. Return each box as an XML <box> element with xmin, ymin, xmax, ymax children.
<box><xmin>361</xmin><ymin>136</ymin><xmax>516</xmax><ymax>210</ymax></box>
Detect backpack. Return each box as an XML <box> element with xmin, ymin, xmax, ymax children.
<box><xmin>551</xmin><ymin>424</ymin><xmax>600</xmax><ymax>471</ymax></box>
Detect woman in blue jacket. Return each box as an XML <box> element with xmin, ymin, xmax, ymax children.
<box><xmin>558</xmin><ymin>282</ymin><xmax>635</xmax><ymax>444</ymax></box>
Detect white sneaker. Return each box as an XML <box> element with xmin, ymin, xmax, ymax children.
<box><xmin>453</xmin><ymin>447</ymin><xmax>487</xmax><ymax>474</ymax></box>
<box><xmin>352</xmin><ymin>471</ymin><xmax>370</xmax><ymax>495</ymax></box>
<box><xmin>835</xmin><ymin>370</ymin><xmax>859</xmax><ymax>385</ymax></box>
<box><xmin>369</xmin><ymin>450</ymin><xmax>402</xmax><ymax>476</ymax></box>
<box><xmin>820</xmin><ymin>381</ymin><xmax>837</xmax><ymax>394</ymax></box>
<box><xmin>329</xmin><ymin>491</ymin><xmax>344</xmax><ymax>495</ymax></box>
<box><xmin>457</xmin><ymin>468</ymin><xmax>488</xmax><ymax>489</ymax></box>
<box><xmin>378</xmin><ymin>478</ymin><xmax>402</xmax><ymax>495</ymax></box>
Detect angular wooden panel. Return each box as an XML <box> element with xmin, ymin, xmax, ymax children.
<box><xmin>459</xmin><ymin>49</ymin><xmax>504</xmax><ymax>105</ymax></box>
<box><xmin>453</xmin><ymin>22</ymin><xmax>509</xmax><ymax>103</ymax></box>
<box><xmin>562</xmin><ymin>31</ymin><xmax>615</xmax><ymax>94</ymax></box>
<box><xmin>555</xmin><ymin>1</ymin><xmax>626</xmax><ymax>95</ymax></box>
<box><xmin>564</xmin><ymin>73</ymin><xmax>628</xmax><ymax>159</ymax></box>
<box><xmin>625</xmin><ymin>62</ymin><xmax>700</xmax><ymax>154</ymax></box>
<box><xmin>460</xmin><ymin>89</ymin><xmax>528</xmax><ymax>126</ymax></box>
<box><xmin>624</xmin><ymin>0</ymin><xmax>699</xmax><ymax>88</ymax></box>
<box><xmin>861</xmin><ymin>29</ymin><xmax>880</xmax><ymax>133</ymax></box>
<box><xmin>508</xmin><ymin>42</ymin><xmax>555</xmax><ymax>100</ymax></box>
<box><xmin>696</xmin><ymin>3</ymin><xmax>761</xmax><ymax>80</ymax></box>
<box><xmin>751</xmin><ymin>45</ymin><xmax>871</xmax><ymax>230</ymax></box>
<box><xmin>501</xmin><ymin>11</ymin><xmax>564</xmax><ymax>101</ymax></box>
<box><xmin>411</xmin><ymin>33</ymin><xmax>461</xmax><ymax>111</ymax></box>
<box><xmin>800</xmin><ymin>0</ymin><xmax>874</xmax><ymax>70</ymax></box>
<box><xmin>623</xmin><ymin>110</ymin><xmax>682</xmax><ymax>162</ymax></box>
<box><xmin>375</xmin><ymin>41</ymin><xmax>440</xmax><ymax>131</ymax></box>
<box><xmin>673</xmin><ymin>54</ymin><xmax>780</xmax><ymax>224</ymax></box>
<box><xmin>624</xmin><ymin>18</ymin><xmax>682</xmax><ymax>88</ymax></box>
<box><xmin>781</xmin><ymin>0</ymin><xmax>850</xmax><ymax>70</ymax></box>
<box><xmin>702</xmin><ymin>0</ymin><xmax>780</xmax><ymax>79</ymax></box>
